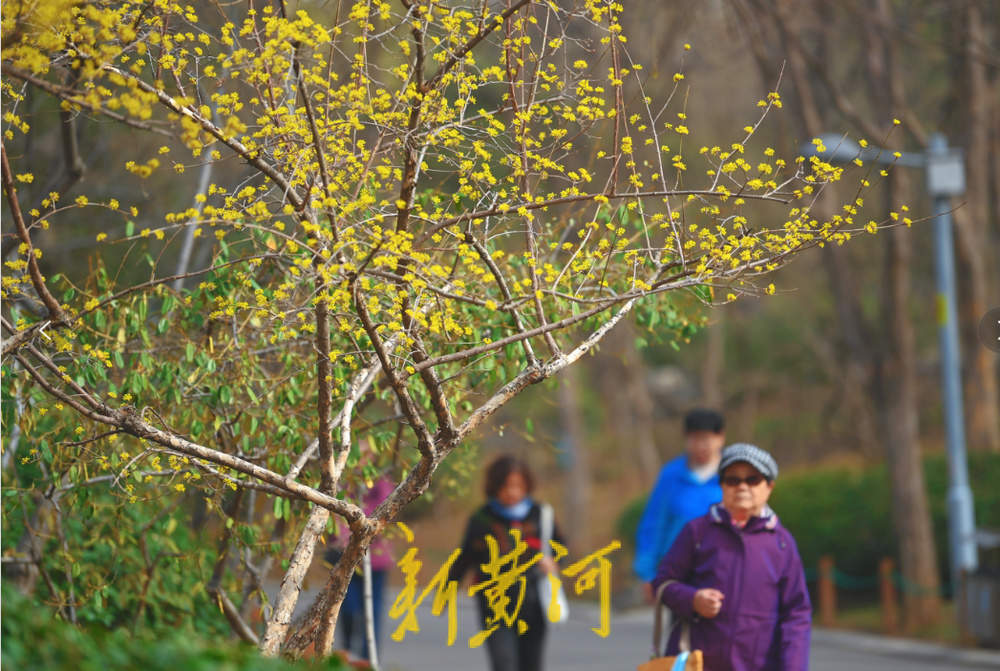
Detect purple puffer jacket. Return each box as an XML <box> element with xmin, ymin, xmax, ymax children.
<box><xmin>651</xmin><ymin>504</ymin><xmax>811</xmax><ymax>671</ymax></box>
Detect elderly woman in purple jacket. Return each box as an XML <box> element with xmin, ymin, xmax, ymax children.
<box><xmin>651</xmin><ymin>444</ymin><xmax>811</xmax><ymax>671</ymax></box>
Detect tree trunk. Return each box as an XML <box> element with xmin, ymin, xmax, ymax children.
<box><xmin>595</xmin><ymin>321</ymin><xmax>659</xmax><ymax>490</ymax></box>
<box><xmin>882</xmin><ymin>171</ymin><xmax>942</xmax><ymax>629</ymax></box>
<box><xmin>621</xmin><ymin>323</ymin><xmax>661</xmax><ymax>488</ymax></box>
<box><xmin>260</xmin><ymin>506</ymin><xmax>332</xmax><ymax>656</ymax></box>
<box><xmin>952</xmin><ymin>0</ymin><xmax>1000</xmax><ymax>453</ymax></box>
<box><xmin>701</xmin><ymin>308</ymin><xmax>725</xmax><ymax>410</ymax></box>
<box><xmin>820</xmin><ymin>237</ymin><xmax>881</xmax><ymax>457</ymax></box>
<box><xmin>743</xmin><ymin>0</ymin><xmax>944</xmax><ymax>624</ymax></box>
<box><xmin>858</xmin><ymin>0</ymin><xmax>943</xmax><ymax>628</ymax></box>
<box><xmin>281</xmin><ymin>517</ymin><xmax>382</xmax><ymax>657</ymax></box>
<box><xmin>558</xmin><ymin>364</ymin><xmax>590</xmax><ymax>555</ymax></box>
<box><xmin>746</xmin><ymin>0</ymin><xmax>883</xmax><ymax>457</ymax></box>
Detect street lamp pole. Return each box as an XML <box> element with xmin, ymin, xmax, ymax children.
<box><xmin>804</xmin><ymin>132</ymin><xmax>978</xmax><ymax>590</ymax></box>
<box><xmin>925</xmin><ymin>134</ymin><xmax>978</xmax><ymax>590</ymax></box>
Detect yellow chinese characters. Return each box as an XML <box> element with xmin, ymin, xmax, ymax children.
<box><xmin>562</xmin><ymin>539</ymin><xmax>622</xmax><ymax>637</ymax></box>
<box><xmin>389</xmin><ymin>522</ymin><xmax>461</xmax><ymax>645</ymax></box>
<box><xmin>469</xmin><ymin>528</ymin><xmax>539</xmax><ymax>647</ymax></box>
<box><xmin>389</xmin><ymin>524</ymin><xmax>622</xmax><ymax>645</ymax></box>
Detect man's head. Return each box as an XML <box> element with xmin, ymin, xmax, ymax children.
<box><xmin>683</xmin><ymin>408</ymin><xmax>725</xmax><ymax>466</ymax></box>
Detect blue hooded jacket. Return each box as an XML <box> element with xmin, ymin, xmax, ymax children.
<box><xmin>632</xmin><ymin>454</ymin><xmax>722</xmax><ymax>582</ymax></box>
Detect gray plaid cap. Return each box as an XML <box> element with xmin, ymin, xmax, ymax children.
<box><xmin>719</xmin><ymin>443</ymin><xmax>779</xmax><ymax>481</ymax></box>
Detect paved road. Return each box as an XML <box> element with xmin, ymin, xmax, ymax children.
<box><xmin>376</xmin><ymin>596</ymin><xmax>1000</xmax><ymax>671</ymax></box>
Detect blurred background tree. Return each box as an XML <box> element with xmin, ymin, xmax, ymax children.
<box><xmin>416</xmin><ymin>0</ymin><xmax>998</xmax><ymax>637</ymax></box>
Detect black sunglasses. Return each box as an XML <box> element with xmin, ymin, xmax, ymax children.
<box><xmin>721</xmin><ymin>474</ymin><xmax>767</xmax><ymax>487</ymax></box>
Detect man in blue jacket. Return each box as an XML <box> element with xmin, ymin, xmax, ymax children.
<box><xmin>633</xmin><ymin>408</ymin><xmax>725</xmax><ymax>602</ymax></box>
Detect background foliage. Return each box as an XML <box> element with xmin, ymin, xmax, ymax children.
<box><xmin>0</xmin><ymin>582</ymin><xmax>346</xmax><ymax>671</ymax></box>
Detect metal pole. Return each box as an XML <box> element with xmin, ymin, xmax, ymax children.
<box><xmin>927</xmin><ymin>134</ymin><xmax>978</xmax><ymax>592</ymax></box>
<box><xmin>362</xmin><ymin>550</ymin><xmax>380</xmax><ymax>670</ymax></box>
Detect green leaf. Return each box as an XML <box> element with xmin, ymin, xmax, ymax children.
<box><xmin>690</xmin><ymin>284</ymin><xmax>713</xmax><ymax>303</ymax></box>
<box><xmin>125</xmin><ymin>220</ymin><xmax>134</xmax><ymax>237</ymax></box>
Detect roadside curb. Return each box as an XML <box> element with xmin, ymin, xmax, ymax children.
<box><xmin>612</xmin><ymin>605</ymin><xmax>1000</xmax><ymax>667</ymax></box>
<box><xmin>810</xmin><ymin>628</ymin><xmax>1000</xmax><ymax>667</ymax></box>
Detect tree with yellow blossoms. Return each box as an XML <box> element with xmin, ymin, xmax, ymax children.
<box><xmin>2</xmin><ymin>0</ymin><xmax>897</xmax><ymax>658</ymax></box>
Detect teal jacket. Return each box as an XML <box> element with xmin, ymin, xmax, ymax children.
<box><xmin>632</xmin><ymin>455</ymin><xmax>722</xmax><ymax>581</ymax></box>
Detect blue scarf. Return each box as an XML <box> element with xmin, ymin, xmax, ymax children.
<box><xmin>488</xmin><ymin>497</ymin><xmax>533</xmax><ymax>521</ymax></box>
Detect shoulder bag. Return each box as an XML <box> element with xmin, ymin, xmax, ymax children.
<box><xmin>636</xmin><ymin>581</ymin><xmax>702</xmax><ymax>671</ymax></box>
<box><xmin>538</xmin><ymin>502</ymin><xmax>570</xmax><ymax>623</ymax></box>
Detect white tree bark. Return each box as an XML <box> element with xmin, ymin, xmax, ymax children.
<box><xmin>362</xmin><ymin>551</ymin><xmax>379</xmax><ymax>671</ymax></box>
<box><xmin>260</xmin><ymin>505</ymin><xmax>331</xmax><ymax>655</ymax></box>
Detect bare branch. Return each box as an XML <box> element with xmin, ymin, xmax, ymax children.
<box><xmin>422</xmin><ymin>0</ymin><xmax>532</xmax><ymax>93</ymax></box>
<box><xmin>464</xmin><ymin>232</ymin><xmax>537</xmax><ymax>364</ymax></box>
<box><xmin>447</xmin><ymin>296</ymin><xmax>639</xmax><ymax>451</ymax></box>
<box><xmin>100</xmin><ymin>65</ymin><xmax>304</xmax><ymax>210</ymax></box>
<box><xmin>315</xmin><ymin>297</ymin><xmax>337</xmax><ymax>493</ymax></box>
<box><xmin>13</xmin><ymin>336</ymin><xmax>365</xmax><ymax>519</ymax></box>
<box><xmin>2</xmin><ymin>143</ymin><xmax>69</xmax><ymax>324</ymax></box>
<box><xmin>415</xmin><ymin>188</ymin><xmax>793</xmax><ymax>244</ymax></box>
<box><xmin>409</xmin><ymin>330</ymin><xmax>457</xmax><ymax>442</ymax></box>
<box><xmin>1</xmin><ymin>64</ymin><xmax>174</xmax><ymax>136</ymax></box>
<box><xmin>353</xmin><ymin>280</ymin><xmax>435</xmax><ymax>459</ymax></box>
<box><xmin>12</xmin><ymin>352</ymin><xmax>114</xmax><ymax>424</ymax></box>
<box><xmin>3</xmin><ymin>254</ymin><xmax>277</xmax><ymax>358</ymax></box>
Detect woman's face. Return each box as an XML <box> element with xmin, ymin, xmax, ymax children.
<box><xmin>497</xmin><ymin>470</ymin><xmax>528</xmax><ymax>506</ymax></box>
<box><xmin>720</xmin><ymin>462</ymin><xmax>774</xmax><ymax>518</ymax></box>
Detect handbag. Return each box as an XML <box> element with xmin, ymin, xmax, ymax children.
<box><xmin>636</xmin><ymin>582</ymin><xmax>703</xmax><ymax>671</ymax></box>
<box><xmin>538</xmin><ymin>502</ymin><xmax>570</xmax><ymax>623</ymax></box>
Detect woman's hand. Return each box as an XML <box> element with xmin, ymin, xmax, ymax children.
<box><xmin>692</xmin><ymin>588</ymin><xmax>724</xmax><ymax>618</ymax></box>
<box><xmin>538</xmin><ymin>556</ymin><xmax>558</xmax><ymax>575</ymax></box>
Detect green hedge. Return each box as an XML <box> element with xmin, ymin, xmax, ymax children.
<box><xmin>774</xmin><ymin>451</ymin><xmax>1000</xmax><ymax>594</ymax></box>
<box><xmin>1</xmin><ymin>583</ymin><xmax>347</xmax><ymax>671</ymax></box>
<box><xmin>616</xmin><ymin>451</ymin><xmax>1000</xmax><ymax>594</ymax></box>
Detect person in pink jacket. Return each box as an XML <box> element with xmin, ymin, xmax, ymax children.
<box><xmin>651</xmin><ymin>444</ymin><xmax>811</xmax><ymax>671</ymax></box>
